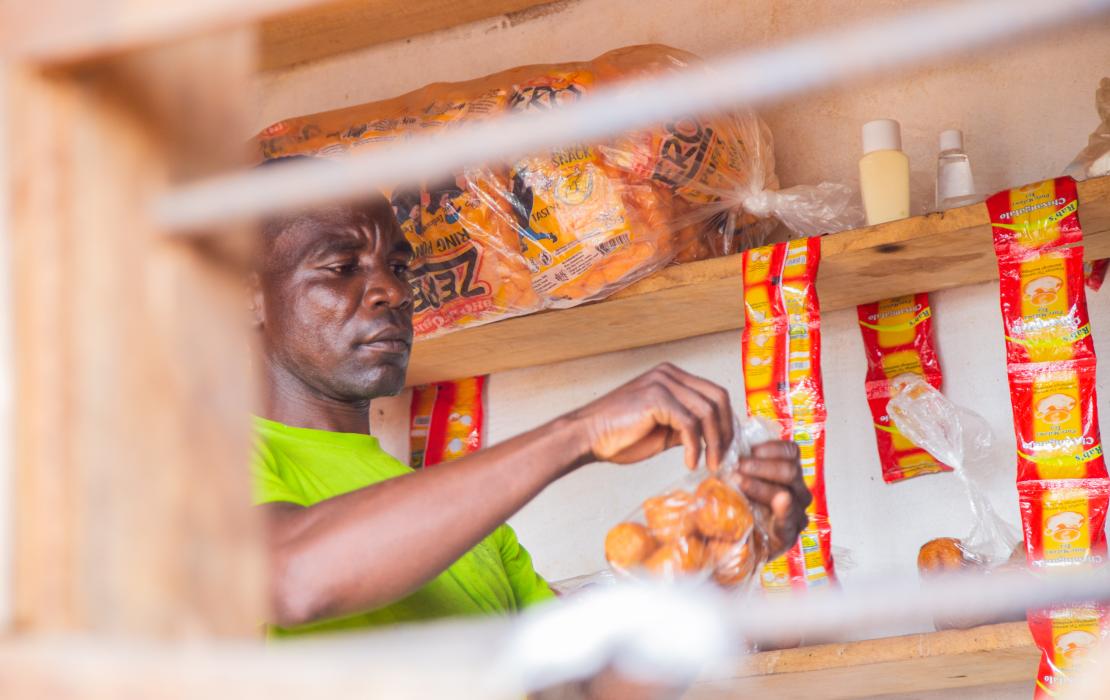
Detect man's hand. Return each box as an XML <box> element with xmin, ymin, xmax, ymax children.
<box><xmin>733</xmin><ymin>441</ymin><xmax>811</xmax><ymax>559</ymax></box>
<box><xmin>569</xmin><ymin>363</ymin><xmax>736</xmax><ymax>471</ymax></box>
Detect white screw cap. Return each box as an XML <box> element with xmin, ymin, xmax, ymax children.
<box><xmin>939</xmin><ymin>129</ymin><xmax>964</xmax><ymax>152</ymax></box>
<box><xmin>862</xmin><ymin>119</ymin><xmax>902</xmax><ymax>154</ymax></box>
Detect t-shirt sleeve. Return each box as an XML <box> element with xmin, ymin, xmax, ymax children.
<box><xmin>251</xmin><ymin>439</ymin><xmax>308</xmax><ymax>506</ymax></box>
<box><xmin>494</xmin><ymin>524</ymin><xmax>555</xmax><ymax>609</ymax></box>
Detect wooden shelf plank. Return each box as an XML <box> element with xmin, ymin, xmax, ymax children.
<box><xmin>2</xmin><ymin>0</ymin><xmax>328</xmax><ymax>65</ymax></box>
<box><xmin>407</xmin><ymin>176</ymin><xmax>1110</xmax><ymax>386</ymax></box>
<box><xmin>259</xmin><ymin>0</ymin><xmax>552</xmax><ymax>71</ymax></box>
<box><xmin>687</xmin><ymin>622</ymin><xmax>1037</xmax><ymax>700</ymax></box>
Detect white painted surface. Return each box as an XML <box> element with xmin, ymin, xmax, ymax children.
<box><xmin>372</xmin><ymin>283</ymin><xmax>1110</xmax><ymax>593</ymax></box>
<box><xmin>269</xmin><ymin>0</ymin><xmax>1110</xmax><ymax>654</ymax></box>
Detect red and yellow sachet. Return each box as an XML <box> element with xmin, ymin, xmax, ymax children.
<box><xmin>988</xmin><ymin>176</ymin><xmax>1108</xmax><ymax>698</ymax></box>
<box><xmin>409</xmin><ymin>376</ymin><xmax>487</xmax><ymax>468</ymax></box>
<box><xmin>857</xmin><ymin>293</ymin><xmax>950</xmax><ymax>482</ymax></box>
<box><xmin>742</xmin><ymin>238</ymin><xmax>836</xmax><ymax>591</ymax></box>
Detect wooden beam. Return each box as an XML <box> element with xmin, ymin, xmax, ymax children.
<box><xmin>689</xmin><ymin>622</ymin><xmax>1037</xmax><ymax>699</ymax></box>
<box><xmin>0</xmin><ymin>0</ymin><xmax>329</xmax><ymax>66</ymax></box>
<box><xmin>7</xmin><ymin>31</ymin><xmax>265</xmax><ymax>637</ymax></box>
<box><xmin>406</xmin><ymin>176</ymin><xmax>1110</xmax><ymax>386</ymax></box>
<box><xmin>259</xmin><ymin>0</ymin><xmax>554</xmax><ymax>71</ymax></box>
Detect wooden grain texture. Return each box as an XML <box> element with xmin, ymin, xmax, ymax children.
<box><xmin>259</xmin><ymin>0</ymin><xmax>553</xmax><ymax>70</ymax></box>
<box><xmin>407</xmin><ymin>176</ymin><xmax>1110</xmax><ymax>386</ymax></box>
<box><xmin>7</xmin><ymin>32</ymin><xmax>265</xmax><ymax>637</ymax></box>
<box><xmin>687</xmin><ymin>622</ymin><xmax>1037</xmax><ymax>700</ymax></box>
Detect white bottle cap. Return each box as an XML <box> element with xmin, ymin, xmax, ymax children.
<box><xmin>939</xmin><ymin>129</ymin><xmax>963</xmax><ymax>152</ymax></box>
<box><xmin>862</xmin><ymin>119</ymin><xmax>902</xmax><ymax>154</ymax></box>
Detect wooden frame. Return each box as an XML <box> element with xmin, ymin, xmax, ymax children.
<box><xmin>3</xmin><ymin>2</ymin><xmax>1108</xmax><ymax>697</ymax></box>
<box><xmin>6</xmin><ymin>30</ymin><xmax>264</xmax><ymax>636</ymax></box>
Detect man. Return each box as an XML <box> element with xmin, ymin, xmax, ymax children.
<box><xmin>249</xmin><ymin>191</ymin><xmax>811</xmax><ymax>635</ymax></box>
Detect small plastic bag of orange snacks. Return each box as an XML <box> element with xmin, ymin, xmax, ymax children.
<box><xmin>604</xmin><ymin>416</ymin><xmax>775</xmax><ymax>588</ymax></box>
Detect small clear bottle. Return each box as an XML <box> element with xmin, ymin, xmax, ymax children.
<box><xmin>935</xmin><ymin>129</ymin><xmax>978</xmax><ymax>210</ymax></box>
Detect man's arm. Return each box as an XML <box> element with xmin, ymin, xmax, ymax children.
<box><xmin>265</xmin><ymin>363</ymin><xmax>807</xmax><ymax>627</ymax></box>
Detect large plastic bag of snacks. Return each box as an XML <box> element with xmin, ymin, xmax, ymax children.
<box><xmin>253</xmin><ymin>45</ymin><xmax>860</xmax><ymax>336</ymax></box>
<box><xmin>603</xmin><ymin>415</ymin><xmax>775</xmax><ymax>589</ymax></box>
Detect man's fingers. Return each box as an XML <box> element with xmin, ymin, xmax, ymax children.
<box><xmin>752</xmin><ymin>440</ymin><xmax>799</xmax><ymax>460</ymax></box>
<box><xmin>654</xmin><ymin>374</ymin><xmax>725</xmax><ymax>470</ymax></box>
<box><xmin>655</xmin><ymin>364</ymin><xmax>735</xmax><ymax>463</ymax></box>
<box><xmin>737</xmin><ymin>457</ymin><xmax>799</xmax><ymax>485</ymax></box>
<box><xmin>737</xmin><ymin>474</ymin><xmax>791</xmax><ymax>507</ymax></box>
<box><xmin>647</xmin><ymin>384</ymin><xmax>703</xmax><ymax>470</ymax></box>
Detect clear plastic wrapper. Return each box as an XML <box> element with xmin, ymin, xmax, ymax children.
<box><xmin>603</xmin><ymin>416</ymin><xmax>774</xmax><ymax>589</ymax></box>
<box><xmin>889</xmin><ymin>377</ymin><xmax>1025</xmax><ymax>631</ymax></box>
<box><xmin>1064</xmin><ymin>77</ymin><xmax>1110</xmax><ymax>181</ymax></box>
<box><xmin>253</xmin><ymin>45</ymin><xmax>860</xmax><ymax>337</ymax></box>
<box><xmin>889</xmin><ymin>377</ymin><xmax>1020</xmax><ymax>571</ymax></box>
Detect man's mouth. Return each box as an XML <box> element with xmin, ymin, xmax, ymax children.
<box><xmin>354</xmin><ymin>332</ymin><xmax>412</xmax><ymax>356</ymax></box>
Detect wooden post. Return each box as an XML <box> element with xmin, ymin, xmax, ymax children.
<box><xmin>6</xmin><ymin>29</ymin><xmax>266</xmax><ymax>637</ymax></box>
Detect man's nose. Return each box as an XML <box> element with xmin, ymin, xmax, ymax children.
<box><xmin>361</xmin><ymin>271</ymin><xmax>412</xmax><ymax>311</ymax></box>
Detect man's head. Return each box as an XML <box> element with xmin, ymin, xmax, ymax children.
<box><xmin>252</xmin><ymin>189</ymin><xmax>414</xmax><ymax>405</ymax></box>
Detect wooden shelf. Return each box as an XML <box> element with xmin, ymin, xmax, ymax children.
<box><xmin>407</xmin><ymin>176</ymin><xmax>1110</xmax><ymax>386</ymax></box>
<box><xmin>687</xmin><ymin>622</ymin><xmax>1036</xmax><ymax>699</ymax></box>
<box><xmin>259</xmin><ymin>0</ymin><xmax>551</xmax><ymax>71</ymax></box>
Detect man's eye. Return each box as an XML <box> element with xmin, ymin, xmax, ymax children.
<box><xmin>325</xmin><ymin>263</ymin><xmax>359</xmax><ymax>275</ymax></box>
<box><xmin>391</xmin><ymin>263</ymin><xmax>412</xmax><ymax>278</ymax></box>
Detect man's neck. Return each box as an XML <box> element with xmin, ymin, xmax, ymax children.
<box><xmin>262</xmin><ymin>362</ymin><xmax>372</xmax><ymax>435</ymax></box>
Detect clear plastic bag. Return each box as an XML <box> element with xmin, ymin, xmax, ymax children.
<box><xmin>888</xmin><ymin>377</ymin><xmax>1019</xmax><ymax>570</ymax></box>
<box><xmin>603</xmin><ymin>416</ymin><xmax>775</xmax><ymax>589</ymax></box>
<box><xmin>1064</xmin><ymin>77</ymin><xmax>1110</xmax><ymax>181</ymax></box>
<box><xmin>888</xmin><ymin>377</ymin><xmax>1024</xmax><ymax>629</ymax></box>
<box><xmin>253</xmin><ymin>45</ymin><xmax>861</xmax><ymax>336</ymax></box>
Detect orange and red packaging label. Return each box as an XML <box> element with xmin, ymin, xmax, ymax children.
<box><xmin>988</xmin><ymin>176</ymin><xmax>1108</xmax><ymax>698</ymax></box>
<box><xmin>742</xmin><ymin>237</ymin><xmax>836</xmax><ymax>591</ymax></box>
<box><xmin>409</xmin><ymin>376</ymin><xmax>486</xmax><ymax>468</ymax></box>
<box><xmin>857</xmin><ymin>293</ymin><xmax>951</xmax><ymax>482</ymax></box>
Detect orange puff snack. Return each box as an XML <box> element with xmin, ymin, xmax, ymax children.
<box><xmin>917</xmin><ymin>538</ymin><xmax>976</xmax><ymax>575</ymax></box>
<box><xmin>695</xmin><ymin>477</ymin><xmax>755</xmax><ymax>541</ymax></box>
<box><xmin>643</xmin><ymin>490</ymin><xmax>698</xmax><ymax>542</ymax></box>
<box><xmin>643</xmin><ymin>536</ymin><xmax>707</xmax><ymax>577</ymax></box>
<box><xmin>605</xmin><ymin>522</ymin><xmax>658</xmax><ymax>571</ymax></box>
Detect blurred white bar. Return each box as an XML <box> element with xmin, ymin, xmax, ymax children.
<box><xmin>4</xmin><ymin>568</ymin><xmax>1106</xmax><ymax>698</ymax></box>
<box><xmin>0</xmin><ymin>65</ymin><xmax>13</xmax><ymax>632</ymax></box>
<box><xmin>156</xmin><ymin>0</ymin><xmax>1110</xmax><ymax>231</ymax></box>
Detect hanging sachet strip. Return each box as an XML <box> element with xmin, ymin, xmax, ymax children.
<box><xmin>857</xmin><ymin>293</ymin><xmax>950</xmax><ymax>482</ymax></box>
<box><xmin>409</xmin><ymin>376</ymin><xmax>487</xmax><ymax>468</ymax></box>
<box><xmin>987</xmin><ymin>176</ymin><xmax>1109</xmax><ymax>698</ymax></box>
<box><xmin>742</xmin><ymin>237</ymin><xmax>836</xmax><ymax>591</ymax></box>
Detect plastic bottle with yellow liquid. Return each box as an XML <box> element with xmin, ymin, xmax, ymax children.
<box><xmin>859</xmin><ymin>119</ymin><xmax>910</xmax><ymax>226</ymax></box>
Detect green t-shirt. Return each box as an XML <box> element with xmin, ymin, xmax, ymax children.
<box><xmin>252</xmin><ymin>416</ymin><xmax>554</xmax><ymax>636</ymax></box>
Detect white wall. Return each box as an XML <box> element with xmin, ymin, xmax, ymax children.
<box><xmin>260</xmin><ymin>0</ymin><xmax>1110</xmax><ymax>642</ymax></box>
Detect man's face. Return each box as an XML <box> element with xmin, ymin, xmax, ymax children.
<box><xmin>256</xmin><ymin>196</ymin><xmax>414</xmax><ymax>402</ymax></box>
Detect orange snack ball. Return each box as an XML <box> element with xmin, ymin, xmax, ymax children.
<box><xmin>604</xmin><ymin>522</ymin><xmax>658</xmax><ymax>571</ymax></box>
<box><xmin>917</xmin><ymin>537</ymin><xmax>975</xmax><ymax>576</ymax></box>
<box><xmin>643</xmin><ymin>490</ymin><xmax>697</xmax><ymax>542</ymax></box>
<box><xmin>709</xmin><ymin>532</ymin><xmax>766</xmax><ymax>587</ymax></box>
<box><xmin>643</xmin><ymin>536</ymin><xmax>707</xmax><ymax>577</ymax></box>
<box><xmin>695</xmin><ymin>477</ymin><xmax>754</xmax><ymax>541</ymax></box>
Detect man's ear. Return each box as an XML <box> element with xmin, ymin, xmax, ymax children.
<box><xmin>247</xmin><ymin>272</ymin><xmax>265</xmax><ymax>329</ymax></box>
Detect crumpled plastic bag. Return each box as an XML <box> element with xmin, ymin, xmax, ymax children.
<box><xmin>889</xmin><ymin>377</ymin><xmax>1019</xmax><ymax>569</ymax></box>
